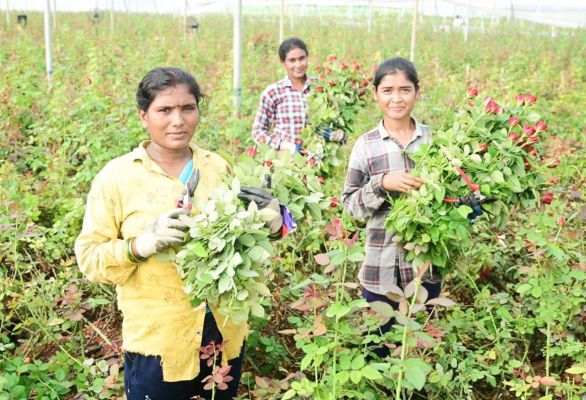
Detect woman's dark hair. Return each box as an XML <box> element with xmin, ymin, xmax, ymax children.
<box><xmin>278</xmin><ymin>37</ymin><xmax>308</xmax><ymax>62</ymax></box>
<box><xmin>373</xmin><ymin>57</ymin><xmax>419</xmax><ymax>91</ymax></box>
<box><xmin>136</xmin><ymin>67</ymin><xmax>203</xmax><ymax>111</ymax></box>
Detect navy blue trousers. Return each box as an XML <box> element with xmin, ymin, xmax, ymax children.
<box><xmin>124</xmin><ymin>311</ymin><xmax>245</xmax><ymax>400</ymax></box>
<box><xmin>362</xmin><ymin>272</ymin><xmax>442</xmax><ymax>358</ymax></box>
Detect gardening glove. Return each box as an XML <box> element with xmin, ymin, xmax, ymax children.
<box><xmin>317</xmin><ymin>126</ymin><xmax>347</xmax><ymax>143</ymax></box>
<box><xmin>133</xmin><ymin>208</ymin><xmax>190</xmax><ymax>259</ymax></box>
<box><xmin>238</xmin><ymin>186</ymin><xmax>283</xmax><ymax>235</ymax></box>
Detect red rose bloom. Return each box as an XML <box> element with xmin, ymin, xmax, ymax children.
<box><xmin>540</xmin><ymin>192</ymin><xmax>553</xmax><ymax>204</ymax></box>
<box><xmin>467</xmin><ymin>85</ymin><xmax>479</xmax><ymax>98</ymax></box>
<box><xmin>316</xmin><ymin>85</ymin><xmax>324</xmax><ymax>92</ymax></box>
<box><xmin>330</xmin><ymin>196</ymin><xmax>339</xmax><ymax>208</ymax></box>
<box><xmin>263</xmin><ymin>160</ymin><xmax>273</xmax><ymax>167</ymax></box>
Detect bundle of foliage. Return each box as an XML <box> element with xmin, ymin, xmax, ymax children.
<box><xmin>386</xmin><ymin>89</ymin><xmax>561</xmax><ymax>270</ymax></box>
<box><xmin>296</xmin><ymin>56</ymin><xmax>371</xmax><ymax>176</ymax></box>
<box><xmin>175</xmin><ymin>178</ymin><xmax>277</xmax><ymax>325</ymax></box>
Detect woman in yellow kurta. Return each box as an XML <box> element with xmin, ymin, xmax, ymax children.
<box><xmin>75</xmin><ymin>67</ymin><xmax>258</xmax><ymax>399</ymax></box>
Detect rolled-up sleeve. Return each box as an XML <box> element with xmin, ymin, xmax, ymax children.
<box><xmin>342</xmin><ymin>138</ymin><xmax>388</xmax><ymax>219</ymax></box>
<box><xmin>74</xmin><ymin>172</ymin><xmax>137</xmax><ymax>285</ymax></box>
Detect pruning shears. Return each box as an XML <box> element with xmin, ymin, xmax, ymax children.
<box><xmin>176</xmin><ymin>169</ymin><xmax>200</xmax><ymax>210</ymax></box>
<box><xmin>443</xmin><ymin>166</ymin><xmax>496</xmax><ymax>223</ymax></box>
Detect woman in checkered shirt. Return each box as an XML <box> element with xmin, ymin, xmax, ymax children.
<box><xmin>342</xmin><ymin>57</ymin><xmax>442</xmax><ymax>357</ymax></box>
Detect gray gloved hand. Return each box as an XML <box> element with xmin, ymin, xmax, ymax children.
<box><xmin>317</xmin><ymin>126</ymin><xmax>347</xmax><ymax>143</ymax></box>
<box><xmin>133</xmin><ymin>208</ymin><xmax>190</xmax><ymax>259</ymax></box>
<box><xmin>238</xmin><ymin>186</ymin><xmax>283</xmax><ymax>235</ymax></box>
<box><xmin>328</xmin><ymin>129</ymin><xmax>347</xmax><ymax>143</ymax></box>
<box><xmin>237</xmin><ymin>186</ymin><xmax>275</xmax><ymax>209</ymax></box>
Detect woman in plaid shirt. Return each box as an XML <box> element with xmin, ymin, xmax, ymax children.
<box><xmin>251</xmin><ymin>37</ymin><xmax>315</xmax><ymax>153</ymax></box>
<box><xmin>342</xmin><ymin>57</ymin><xmax>442</xmax><ymax>357</ymax></box>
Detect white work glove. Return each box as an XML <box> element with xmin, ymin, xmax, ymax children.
<box><xmin>133</xmin><ymin>208</ymin><xmax>190</xmax><ymax>259</ymax></box>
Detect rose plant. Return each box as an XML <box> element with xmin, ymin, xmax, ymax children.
<box><xmin>296</xmin><ymin>56</ymin><xmax>371</xmax><ymax>176</ymax></box>
<box><xmin>385</xmin><ymin>89</ymin><xmax>559</xmax><ymax>271</ymax></box>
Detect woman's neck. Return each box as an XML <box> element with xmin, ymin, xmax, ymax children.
<box><xmin>289</xmin><ymin>75</ymin><xmax>307</xmax><ymax>91</ymax></box>
<box><xmin>383</xmin><ymin>117</ymin><xmax>415</xmax><ymax>146</ymax></box>
<box><xmin>146</xmin><ymin>142</ymin><xmax>192</xmax><ymax>177</ymax></box>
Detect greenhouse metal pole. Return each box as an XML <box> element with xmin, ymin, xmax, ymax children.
<box><xmin>44</xmin><ymin>0</ymin><xmax>53</xmax><ymax>82</ymax></box>
<box><xmin>464</xmin><ymin>0</ymin><xmax>471</xmax><ymax>42</ymax></box>
<box><xmin>110</xmin><ymin>0</ymin><xmax>114</xmax><ymax>32</ymax></box>
<box><xmin>233</xmin><ymin>0</ymin><xmax>242</xmax><ymax>116</ymax></box>
<box><xmin>279</xmin><ymin>0</ymin><xmax>284</xmax><ymax>44</ymax></box>
<box><xmin>183</xmin><ymin>0</ymin><xmax>188</xmax><ymax>39</ymax></box>
<box><xmin>368</xmin><ymin>0</ymin><xmax>373</xmax><ymax>33</ymax></box>
<box><xmin>409</xmin><ymin>0</ymin><xmax>418</xmax><ymax>62</ymax></box>
<box><xmin>53</xmin><ymin>0</ymin><xmax>56</xmax><ymax>30</ymax></box>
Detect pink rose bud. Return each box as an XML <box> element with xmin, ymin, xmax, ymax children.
<box><xmin>467</xmin><ymin>85</ymin><xmax>479</xmax><ymax>98</ymax></box>
<box><xmin>263</xmin><ymin>160</ymin><xmax>273</xmax><ymax>167</ymax></box>
<box><xmin>557</xmin><ymin>216</ymin><xmax>566</xmax><ymax>226</ymax></box>
<box><xmin>484</xmin><ymin>98</ymin><xmax>501</xmax><ymax>114</ymax></box>
<box><xmin>546</xmin><ymin>158</ymin><xmax>560</xmax><ymax>168</ymax></box>
<box><xmin>246</xmin><ymin>146</ymin><xmax>258</xmax><ymax>157</ymax></box>
<box><xmin>509</xmin><ymin>116</ymin><xmax>521</xmax><ymax>127</ymax></box>
<box><xmin>548</xmin><ymin>178</ymin><xmax>559</xmax><ymax>185</ymax></box>
<box><xmin>316</xmin><ymin>85</ymin><xmax>324</xmax><ymax>92</ymax></box>
<box><xmin>524</xmin><ymin>94</ymin><xmax>537</xmax><ymax>105</ymax></box>
<box><xmin>522</xmin><ymin>124</ymin><xmax>537</xmax><ymax>136</ymax></box>
<box><xmin>535</xmin><ymin>120</ymin><xmax>548</xmax><ymax>132</ymax></box>
<box><xmin>508</xmin><ymin>132</ymin><xmax>519</xmax><ymax>141</ymax></box>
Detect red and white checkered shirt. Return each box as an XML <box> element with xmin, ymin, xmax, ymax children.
<box><xmin>252</xmin><ymin>76</ymin><xmax>315</xmax><ymax>151</ymax></box>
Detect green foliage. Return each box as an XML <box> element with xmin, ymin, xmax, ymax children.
<box><xmin>0</xmin><ymin>10</ymin><xmax>584</xmax><ymax>400</ymax></box>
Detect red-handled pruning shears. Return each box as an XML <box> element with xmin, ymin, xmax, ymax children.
<box><xmin>176</xmin><ymin>169</ymin><xmax>200</xmax><ymax>210</ymax></box>
<box><xmin>443</xmin><ymin>166</ymin><xmax>495</xmax><ymax>223</ymax></box>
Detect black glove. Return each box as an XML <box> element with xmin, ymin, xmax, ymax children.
<box><xmin>238</xmin><ymin>186</ymin><xmax>275</xmax><ymax>209</ymax></box>
<box><xmin>238</xmin><ymin>186</ymin><xmax>283</xmax><ymax>234</ymax></box>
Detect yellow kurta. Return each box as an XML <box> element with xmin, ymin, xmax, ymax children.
<box><xmin>74</xmin><ymin>141</ymin><xmax>247</xmax><ymax>382</ymax></box>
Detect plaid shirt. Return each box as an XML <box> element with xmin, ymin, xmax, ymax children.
<box><xmin>252</xmin><ymin>76</ymin><xmax>315</xmax><ymax>151</ymax></box>
<box><xmin>342</xmin><ymin>119</ymin><xmax>439</xmax><ymax>295</ymax></box>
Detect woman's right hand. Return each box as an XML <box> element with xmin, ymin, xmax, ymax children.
<box><xmin>132</xmin><ymin>208</ymin><xmax>190</xmax><ymax>259</ymax></box>
<box><xmin>382</xmin><ymin>172</ymin><xmax>423</xmax><ymax>193</ymax></box>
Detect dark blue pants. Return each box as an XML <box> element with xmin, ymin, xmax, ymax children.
<box><xmin>124</xmin><ymin>311</ymin><xmax>245</xmax><ymax>400</ymax></box>
<box><xmin>362</xmin><ymin>272</ymin><xmax>442</xmax><ymax>358</ymax></box>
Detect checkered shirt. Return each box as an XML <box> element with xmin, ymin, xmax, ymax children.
<box><xmin>252</xmin><ymin>76</ymin><xmax>315</xmax><ymax>151</ymax></box>
<box><xmin>342</xmin><ymin>119</ymin><xmax>439</xmax><ymax>295</ymax></box>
